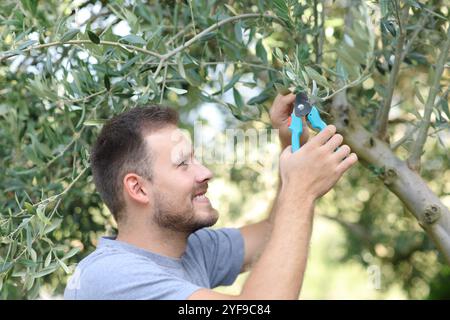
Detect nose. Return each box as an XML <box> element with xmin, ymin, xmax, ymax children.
<box><xmin>195</xmin><ymin>161</ymin><xmax>213</xmax><ymax>183</ymax></box>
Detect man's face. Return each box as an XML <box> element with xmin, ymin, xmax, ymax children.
<box><xmin>143</xmin><ymin>125</ymin><xmax>218</xmax><ymax>233</ymax></box>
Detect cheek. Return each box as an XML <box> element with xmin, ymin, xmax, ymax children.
<box><xmin>166</xmin><ymin>172</ymin><xmax>194</xmax><ymax>198</ymax></box>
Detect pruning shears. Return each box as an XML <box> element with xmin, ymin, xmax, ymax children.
<box><xmin>288</xmin><ymin>92</ymin><xmax>327</xmax><ymax>152</ymax></box>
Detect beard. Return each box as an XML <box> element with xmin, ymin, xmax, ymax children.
<box><xmin>152</xmin><ymin>191</ymin><xmax>219</xmax><ymax>233</ymax></box>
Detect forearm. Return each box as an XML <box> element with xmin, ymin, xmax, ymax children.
<box><xmin>239</xmin><ymin>187</ymin><xmax>315</xmax><ymax>299</ymax></box>
<box><xmin>268</xmin><ymin>127</ymin><xmax>308</xmax><ymax>222</ymax></box>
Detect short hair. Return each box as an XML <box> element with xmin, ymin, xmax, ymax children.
<box><xmin>90</xmin><ymin>105</ymin><xmax>179</xmax><ymax>221</ymax></box>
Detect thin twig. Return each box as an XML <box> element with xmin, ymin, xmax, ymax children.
<box><xmin>65</xmin><ymin>89</ymin><xmax>107</xmax><ymax>104</ymax></box>
<box><xmin>11</xmin><ymin>166</ymin><xmax>89</xmax><ymax>218</ymax></box>
<box><xmin>167</xmin><ymin>23</ymin><xmax>194</xmax><ymax>45</ymax></box>
<box><xmin>319</xmin><ymin>66</ymin><xmax>372</xmax><ymax>101</ymax></box>
<box><xmin>160</xmin><ymin>64</ymin><xmax>168</xmax><ymax>103</ymax></box>
<box><xmin>0</xmin><ymin>40</ymin><xmax>164</xmax><ymax>63</ymax></box>
<box><xmin>151</xmin><ymin>13</ymin><xmax>283</xmax><ymax>79</ymax></box>
<box><xmin>374</xmin><ymin>4</ymin><xmax>410</xmax><ymax>141</ymax></box>
<box><xmin>391</xmin><ymin>124</ymin><xmax>415</xmax><ymax>151</ymax></box>
<box><xmin>400</xmin><ymin>13</ymin><xmax>428</xmax><ymax>62</ymax></box>
<box><xmin>188</xmin><ymin>0</ymin><xmax>197</xmax><ymax>36</ymax></box>
<box><xmin>408</xmin><ymin>26</ymin><xmax>450</xmax><ymax>171</ymax></box>
<box><xmin>162</xmin><ymin>13</ymin><xmax>283</xmax><ymax>62</ymax></box>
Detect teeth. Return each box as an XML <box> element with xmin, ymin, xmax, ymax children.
<box><xmin>194</xmin><ymin>194</ymin><xmax>207</xmax><ymax>200</ymax></box>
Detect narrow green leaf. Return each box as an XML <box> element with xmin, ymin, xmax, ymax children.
<box><xmin>87</xmin><ymin>30</ymin><xmax>100</xmax><ymax>44</ymax></box>
<box><xmin>57</xmin><ymin>259</ymin><xmax>70</xmax><ymax>274</ymax></box>
<box><xmin>272</xmin><ymin>0</ymin><xmax>290</xmax><ymax>24</ymax></box>
<box><xmin>185</xmin><ymin>69</ymin><xmax>203</xmax><ymax>86</ymax></box>
<box><xmin>224</xmin><ymin>4</ymin><xmax>238</xmax><ymax>15</ymax></box>
<box><xmin>274</xmin><ymin>83</ymin><xmax>291</xmax><ymax>95</ymax></box>
<box><xmin>0</xmin><ymin>262</ymin><xmax>13</xmax><ymax>274</ymax></box>
<box><xmin>44</xmin><ymin>251</ymin><xmax>52</xmax><ymax>268</ymax></box>
<box><xmin>255</xmin><ymin>39</ymin><xmax>268</xmax><ymax>64</ymax></box>
<box><xmin>34</xmin><ymin>264</ymin><xmax>59</xmax><ymax>278</ymax></box>
<box><xmin>177</xmin><ymin>55</ymin><xmax>186</xmax><ymax>79</ymax></box>
<box><xmin>304</xmin><ymin>66</ymin><xmax>328</xmax><ymax>88</ymax></box>
<box><xmin>30</xmin><ymin>248</ymin><xmax>37</xmax><ymax>263</ymax></box>
<box><xmin>18</xmin><ymin>40</ymin><xmax>37</xmax><ymax>50</ymax></box>
<box><xmin>233</xmin><ymin>88</ymin><xmax>245</xmax><ymax>109</ymax></box>
<box><xmin>234</xmin><ymin>22</ymin><xmax>243</xmax><ymax>44</ymax></box>
<box><xmin>247</xmin><ymin>92</ymin><xmax>271</xmax><ymax>105</ymax></box>
<box><xmin>440</xmin><ymin>97</ymin><xmax>450</xmax><ymax>119</ymax></box>
<box><xmin>104</xmin><ymin>75</ymin><xmax>110</xmax><ymax>91</ymax></box>
<box><xmin>213</xmin><ymin>73</ymin><xmax>242</xmax><ymax>96</ymax></box>
<box><xmin>60</xmin><ymin>29</ymin><xmax>79</xmax><ymax>43</ymax></box>
<box><xmin>120</xmin><ymin>34</ymin><xmax>147</xmax><ymax>46</ymax></box>
<box><xmin>43</xmin><ymin>218</ymin><xmax>62</xmax><ymax>234</ymax></box>
<box><xmin>36</xmin><ymin>204</ymin><xmax>46</xmax><ymax>222</ymax></box>
<box><xmin>167</xmin><ymin>87</ymin><xmax>188</xmax><ymax>95</ymax></box>
<box><xmin>26</xmin><ymin>225</ymin><xmax>32</xmax><ymax>255</ymax></box>
<box><xmin>84</xmin><ymin>119</ymin><xmax>106</xmax><ymax>127</ymax></box>
<box><xmin>24</xmin><ymin>273</ymin><xmax>35</xmax><ymax>291</ymax></box>
<box><xmin>199</xmin><ymin>32</ymin><xmax>216</xmax><ymax>42</ymax></box>
<box><xmin>336</xmin><ymin>60</ymin><xmax>348</xmax><ymax>81</ymax></box>
<box><xmin>62</xmin><ymin>247</ymin><xmax>81</xmax><ymax>261</ymax></box>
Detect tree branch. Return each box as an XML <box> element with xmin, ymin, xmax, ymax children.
<box><xmin>150</xmin><ymin>13</ymin><xmax>284</xmax><ymax>78</ymax></box>
<box><xmin>328</xmin><ymin>96</ymin><xmax>450</xmax><ymax>265</ymax></box>
<box><xmin>0</xmin><ymin>40</ymin><xmax>164</xmax><ymax>63</ymax></box>
<box><xmin>407</xmin><ymin>26</ymin><xmax>450</xmax><ymax>172</ymax></box>
<box><xmin>400</xmin><ymin>13</ymin><xmax>428</xmax><ymax>62</ymax></box>
<box><xmin>313</xmin><ymin>0</ymin><xmax>325</xmax><ymax>65</ymax></box>
<box><xmin>161</xmin><ymin>13</ymin><xmax>283</xmax><ymax>61</ymax></box>
<box><xmin>374</xmin><ymin>4</ymin><xmax>409</xmax><ymax>142</ymax></box>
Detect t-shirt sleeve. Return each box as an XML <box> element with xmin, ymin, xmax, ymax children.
<box><xmin>187</xmin><ymin>227</ymin><xmax>245</xmax><ymax>288</ymax></box>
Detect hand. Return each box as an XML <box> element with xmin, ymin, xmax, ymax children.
<box><xmin>269</xmin><ymin>93</ymin><xmax>310</xmax><ymax>148</ymax></box>
<box><xmin>279</xmin><ymin>125</ymin><xmax>358</xmax><ymax>201</ymax></box>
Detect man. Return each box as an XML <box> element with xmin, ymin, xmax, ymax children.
<box><xmin>64</xmin><ymin>93</ymin><xmax>358</xmax><ymax>299</ymax></box>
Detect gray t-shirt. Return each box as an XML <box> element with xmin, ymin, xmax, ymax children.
<box><xmin>64</xmin><ymin>227</ymin><xmax>244</xmax><ymax>300</ymax></box>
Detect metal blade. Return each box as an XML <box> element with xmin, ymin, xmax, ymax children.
<box><xmin>294</xmin><ymin>92</ymin><xmax>312</xmax><ymax>117</ymax></box>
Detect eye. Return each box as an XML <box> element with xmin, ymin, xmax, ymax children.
<box><xmin>178</xmin><ymin>160</ymin><xmax>188</xmax><ymax>167</ymax></box>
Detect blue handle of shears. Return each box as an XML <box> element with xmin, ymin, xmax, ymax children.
<box><xmin>288</xmin><ymin>114</ymin><xmax>303</xmax><ymax>152</ymax></box>
<box><xmin>289</xmin><ymin>106</ymin><xmax>328</xmax><ymax>153</ymax></box>
<box><xmin>307</xmin><ymin>106</ymin><xmax>327</xmax><ymax>131</ymax></box>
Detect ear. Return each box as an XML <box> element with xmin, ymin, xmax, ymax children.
<box><xmin>123</xmin><ymin>173</ymin><xmax>151</xmax><ymax>205</ymax></box>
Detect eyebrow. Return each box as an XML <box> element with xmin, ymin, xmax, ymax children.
<box><xmin>173</xmin><ymin>147</ymin><xmax>194</xmax><ymax>165</ymax></box>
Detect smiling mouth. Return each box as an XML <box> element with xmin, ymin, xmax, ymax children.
<box><xmin>193</xmin><ymin>190</ymin><xmax>210</xmax><ymax>203</ymax></box>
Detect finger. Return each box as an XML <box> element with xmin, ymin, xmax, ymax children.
<box><xmin>333</xmin><ymin>144</ymin><xmax>351</xmax><ymax>161</ymax></box>
<box><xmin>311</xmin><ymin>125</ymin><xmax>336</xmax><ymax>146</ymax></box>
<box><xmin>280</xmin><ymin>92</ymin><xmax>296</xmax><ymax>104</ymax></box>
<box><xmin>336</xmin><ymin>153</ymin><xmax>358</xmax><ymax>174</ymax></box>
<box><xmin>324</xmin><ymin>133</ymin><xmax>343</xmax><ymax>151</ymax></box>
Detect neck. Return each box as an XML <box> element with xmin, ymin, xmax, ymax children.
<box><xmin>116</xmin><ymin>218</ymin><xmax>189</xmax><ymax>259</ymax></box>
